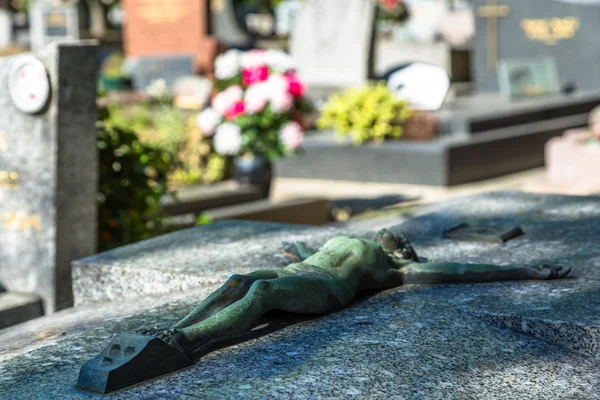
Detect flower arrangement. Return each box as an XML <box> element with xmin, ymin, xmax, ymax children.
<box><xmin>197</xmin><ymin>49</ymin><xmax>311</xmax><ymax>161</ymax></box>
<box><xmin>373</xmin><ymin>0</ymin><xmax>410</xmax><ymax>23</ymax></box>
<box><xmin>317</xmin><ymin>83</ymin><xmax>413</xmax><ymax>145</ymax></box>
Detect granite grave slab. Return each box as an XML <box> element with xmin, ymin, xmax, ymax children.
<box><xmin>277</xmin><ymin>89</ymin><xmax>600</xmax><ymax>186</ymax></box>
<box><xmin>2</xmin><ymin>191</ymin><xmax>600</xmax><ymax>398</ymax></box>
<box><xmin>0</xmin><ymin>42</ymin><xmax>98</xmax><ymax>315</ymax></box>
<box><xmin>127</xmin><ymin>55</ymin><xmax>194</xmax><ymax>91</ymax></box>
<box><xmin>473</xmin><ymin>0</ymin><xmax>600</xmax><ymax>93</ymax></box>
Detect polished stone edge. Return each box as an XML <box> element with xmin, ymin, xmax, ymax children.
<box><xmin>468</xmin><ymin>309</ymin><xmax>600</xmax><ymax>359</ymax></box>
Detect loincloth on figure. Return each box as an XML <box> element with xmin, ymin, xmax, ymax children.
<box><xmin>281</xmin><ymin>262</ymin><xmax>356</xmax><ymax>307</ymax></box>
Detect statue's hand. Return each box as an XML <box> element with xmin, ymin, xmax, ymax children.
<box><xmin>532</xmin><ymin>264</ymin><xmax>571</xmax><ymax>280</ymax></box>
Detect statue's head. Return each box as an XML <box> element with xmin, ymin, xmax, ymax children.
<box><xmin>374</xmin><ymin>229</ymin><xmax>419</xmax><ymax>262</ymax></box>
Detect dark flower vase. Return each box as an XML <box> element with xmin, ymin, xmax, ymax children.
<box><xmin>234</xmin><ymin>155</ymin><xmax>273</xmax><ymax>198</ymax></box>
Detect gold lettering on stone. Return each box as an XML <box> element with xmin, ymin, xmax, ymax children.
<box><xmin>137</xmin><ymin>0</ymin><xmax>187</xmax><ymax>24</ymax></box>
<box><xmin>521</xmin><ymin>17</ymin><xmax>580</xmax><ymax>45</ymax></box>
<box><xmin>0</xmin><ymin>170</ymin><xmax>19</xmax><ymax>189</ymax></box>
<box><xmin>1</xmin><ymin>212</ymin><xmax>41</xmax><ymax>230</ymax></box>
<box><xmin>46</xmin><ymin>13</ymin><xmax>67</xmax><ymax>26</ymax></box>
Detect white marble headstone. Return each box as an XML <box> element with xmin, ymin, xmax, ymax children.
<box><xmin>290</xmin><ymin>0</ymin><xmax>375</xmax><ymax>88</ymax></box>
<box><xmin>387</xmin><ymin>62</ymin><xmax>450</xmax><ymax>110</ymax></box>
<box><xmin>0</xmin><ymin>9</ymin><xmax>11</xmax><ymax>49</ymax></box>
<box><xmin>29</xmin><ymin>0</ymin><xmax>79</xmax><ymax>51</ymax></box>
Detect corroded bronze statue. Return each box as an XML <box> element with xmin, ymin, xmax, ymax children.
<box><xmin>78</xmin><ymin>230</ymin><xmax>570</xmax><ymax>393</ymax></box>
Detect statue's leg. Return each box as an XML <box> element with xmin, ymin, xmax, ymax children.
<box><xmin>179</xmin><ymin>275</ymin><xmax>347</xmax><ymax>347</ymax></box>
<box><xmin>401</xmin><ymin>262</ymin><xmax>571</xmax><ymax>285</ymax></box>
<box><xmin>172</xmin><ymin>270</ymin><xmax>282</xmax><ymax>329</ymax></box>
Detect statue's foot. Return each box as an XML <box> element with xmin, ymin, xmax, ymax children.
<box><xmin>77</xmin><ymin>331</ymin><xmax>194</xmax><ymax>394</ymax></box>
<box><xmin>533</xmin><ymin>264</ymin><xmax>571</xmax><ymax>280</ymax></box>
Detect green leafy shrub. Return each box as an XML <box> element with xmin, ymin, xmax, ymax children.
<box><xmin>97</xmin><ymin>110</ymin><xmax>172</xmax><ymax>251</ymax></box>
<box><xmin>317</xmin><ymin>83</ymin><xmax>413</xmax><ymax>145</ymax></box>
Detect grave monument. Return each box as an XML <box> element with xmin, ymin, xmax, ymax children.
<box><xmin>1</xmin><ymin>191</ymin><xmax>600</xmax><ymax>399</ymax></box>
<box><xmin>77</xmin><ymin>229</ymin><xmax>569</xmax><ymax>393</ymax></box>
<box><xmin>122</xmin><ymin>0</ymin><xmax>218</xmax><ymax>76</ymax></box>
<box><xmin>290</xmin><ymin>0</ymin><xmax>376</xmax><ymax>89</ymax></box>
<box><xmin>29</xmin><ymin>0</ymin><xmax>80</xmax><ymax>50</ymax></box>
<box><xmin>278</xmin><ymin>0</ymin><xmax>600</xmax><ymax>186</ymax></box>
<box><xmin>0</xmin><ymin>42</ymin><xmax>97</xmax><ymax>327</ymax></box>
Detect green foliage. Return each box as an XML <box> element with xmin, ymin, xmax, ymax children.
<box><xmin>101</xmin><ymin>52</ymin><xmax>126</xmax><ymax>79</ymax></box>
<box><xmin>107</xmin><ymin>102</ymin><xmax>229</xmax><ymax>186</ymax></box>
<box><xmin>107</xmin><ymin>103</ymin><xmax>187</xmax><ymax>155</ymax></box>
<box><xmin>97</xmin><ymin>113</ymin><xmax>172</xmax><ymax>251</ymax></box>
<box><xmin>234</xmin><ymin>106</ymin><xmax>291</xmax><ymax>161</ymax></box>
<box><xmin>317</xmin><ymin>83</ymin><xmax>413</xmax><ymax>145</ymax></box>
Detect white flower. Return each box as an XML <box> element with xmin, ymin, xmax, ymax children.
<box><xmin>215</xmin><ymin>50</ymin><xmax>242</xmax><ymax>80</ymax></box>
<box><xmin>146</xmin><ymin>79</ymin><xmax>168</xmax><ymax>98</ymax></box>
<box><xmin>279</xmin><ymin>121</ymin><xmax>303</xmax><ymax>150</ymax></box>
<box><xmin>196</xmin><ymin>108</ymin><xmax>221</xmax><ymax>136</ymax></box>
<box><xmin>240</xmin><ymin>49</ymin><xmax>267</xmax><ymax>69</ymax></box>
<box><xmin>265</xmin><ymin>74</ymin><xmax>288</xmax><ymax>93</ymax></box>
<box><xmin>270</xmin><ymin>91</ymin><xmax>293</xmax><ymax>112</ymax></box>
<box><xmin>212</xmin><ymin>85</ymin><xmax>243</xmax><ymax>115</ymax></box>
<box><xmin>244</xmin><ymin>82</ymin><xmax>269</xmax><ymax>114</ymax></box>
<box><xmin>213</xmin><ymin>123</ymin><xmax>243</xmax><ymax>156</ymax></box>
<box><xmin>265</xmin><ymin>49</ymin><xmax>296</xmax><ymax>72</ymax></box>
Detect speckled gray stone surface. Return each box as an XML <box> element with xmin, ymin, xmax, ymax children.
<box><xmin>0</xmin><ymin>42</ymin><xmax>98</xmax><ymax>313</ymax></box>
<box><xmin>2</xmin><ymin>282</ymin><xmax>600</xmax><ymax>399</ymax></box>
<box><xmin>3</xmin><ymin>191</ymin><xmax>600</xmax><ymax>399</ymax></box>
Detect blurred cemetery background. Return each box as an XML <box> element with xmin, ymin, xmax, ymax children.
<box><xmin>1</xmin><ymin>0</ymin><xmax>600</xmax><ymax>329</ymax></box>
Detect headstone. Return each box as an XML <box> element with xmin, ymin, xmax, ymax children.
<box><xmin>209</xmin><ymin>0</ymin><xmax>252</xmax><ymax>48</ymax></box>
<box><xmin>126</xmin><ymin>55</ymin><xmax>194</xmax><ymax>91</ymax></box>
<box><xmin>122</xmin><ymin>0</ymin><xmax>217</xmax><ymax>74</ymax></box>
<box><xmin>0</xmin><ymin>42</ymin><xmax>98</xmax><ymax>315</ymax></box>
<box><xmin>473</xmin><ymin>0</ymin><xmax>600</xmax><ymax>92</ymax></box>
<box><xmin>290</xmin><ymin>0</ymin><xmax>375</xmax><ymax>88</ymax></box>
<box><xmin>275</xmin><ymin>0</ymin><xmax>302</xmax><ymax>37</ymax></box>
<box><xmin>3</xmin><ymin>192</ymin><xmax>600</xmax><ymax>398</ymax></box>
<box><xmin>386</xmin><ymin>62</ymin><xmax>450</xmax><ymax>110</ymax></box>
<box><xmin>0</xmin><ymin>8</ymin><xmax>11</xmax><ymax>49</ymax></box>
<box><xmin>29</xmin><ymin>0</ymin><xmax>79</xmax><ymax>50</ymax></box>
<box><xmin>523</xmin><ymin>129</ymin><xmax>600</xmax><ymax>195</ymax></box>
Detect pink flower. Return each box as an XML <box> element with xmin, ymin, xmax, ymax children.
<box><xmin>225</xmin><ymin>100</ymin><xmax>246</xmax><ymax>120</ymax></box>
<box><xmin>242</xmin><ymin>65</ymin><xmax>269</xmax><ymax>86</ymax></box>
<box><xmin>280</xmin><ymin>121</ymin><xmax>303</xmax><ymax>150</ymax></box>
<box><xmin>380</xmin><ymin>0</ymin><xmax>401</xmax><ymax>12</ymax></box>
<box><xmin>212</xmin><ymin>85</ymin><xmax>243</xmax><ymax>115</ymax></box>
<box><xmin>285</xmin><ymin>73</ymin><xmax>305</xmax><ymax>97</ymax></box>
<box><xmin>592</xmin><ymin>122</ymin><xmax>600</xmax><ymax>139</ymax></box>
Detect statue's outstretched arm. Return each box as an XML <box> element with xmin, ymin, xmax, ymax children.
<box><xmin>401</xmin><ymin>262</ymin><xmax>570</xmax><ymax>285</ymax></box>
<box><xmin>282</xmin><ymin>241</ymin><xmax>317</xmax><ymax>261</ymax></box>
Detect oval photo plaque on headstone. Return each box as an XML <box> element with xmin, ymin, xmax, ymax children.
<box><xmin>8</xmin><ymin>56</ymin><xmax>51</xmax><ymax>115</ymax></box>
